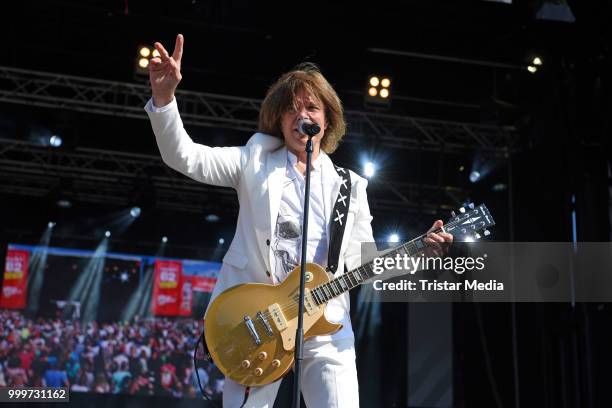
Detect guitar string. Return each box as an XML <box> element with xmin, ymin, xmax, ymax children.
<box><xmin>211</xmin><ymin>210</ymin><xmax>491</xmax><ymax>347</ymax></box>
<box><xmin>253</xmin><ymin>215</ymin><xmax>474</xmax><ymax>321</ymax></box>
<box><xmin>255</xmin><ymin>210</ymin><xmax>487</xmax><ymax>320</ymax></box>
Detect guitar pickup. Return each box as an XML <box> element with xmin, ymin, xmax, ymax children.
<box><xmin>291</xmin><ymin>289</ymin><xmax>319</xmax><ymax>316</ymax></box>
<box><xmin>268</xmin><ymin>303</ymin><xmax>287</xmax><ymax>331</ymax></box>
<box><xmin>256</xmin><ymin>311</ymin><xmax>274</xmax><ymax>336</ymax></box>
<box><xmin>303</xmin><ymin>289</ymin><xmax>318</xmax><ymax>316</ymax></box>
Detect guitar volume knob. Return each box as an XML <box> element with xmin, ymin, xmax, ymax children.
<box><xmin>241</xmin><ymin>360</ymin><xmax>251</xmax><ymax>368</ymax></box>
<box><xmin>272</xmin><ymin>359</ymin><xmax>281</xmax><ymax>368</ymax></box>
<box><xmin>258</xmin><ymin>351</ymin><xmax>267</xmax><ymax>360</ymax></box>
<box><xmin>254</xmin><ymin>367</ymin><xmax>263</xmax><ymax>376</ymax></box>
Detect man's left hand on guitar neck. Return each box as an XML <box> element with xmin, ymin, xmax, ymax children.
<box><xmin>424</xmin><ymin>220</ymin><xmax>454</xmax><ymax>257</ymax></box>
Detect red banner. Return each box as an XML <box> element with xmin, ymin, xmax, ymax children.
<box><xmin>0</xmin><ymin>249</ymin><xmax>30</xmax><ymax>309</ymax></box>
<box><xmin>151</xmin><ymin>260</ymin><xmax>182</xmax><ymax>316</ymax></box>
<box><xmin>191</xmin><ymin>276</ymin><xmax>217</xmax><ymax>293</ymax></box>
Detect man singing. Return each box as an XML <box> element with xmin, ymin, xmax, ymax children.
<box><xmin>144</xmin><ymin>34</ymin><xmax>452</xmax><ymax>408</ymax></box>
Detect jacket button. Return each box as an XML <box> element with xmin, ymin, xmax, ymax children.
<box><xmin>266</xmin><ymin>270</ymin><xmax>271</xmax><ymax>277</ymax></box>
<box><xmin>266</xmin><ymin>239</ymin><xmax>270</xmax><ymax>246</ymax></box>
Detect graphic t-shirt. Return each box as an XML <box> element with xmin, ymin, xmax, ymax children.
<box><xmin>271</xmin><ymin>152</ymin><xmax>354</xmax><ymax>342</ymax></box>
<box><xmin>272</xmin><ymin>151</ymin><xmax>327</xmax><ymax>283</ymax></box>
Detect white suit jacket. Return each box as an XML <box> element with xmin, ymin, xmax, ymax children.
<box><xmin>145</xmin><ymin>99</ymin><xmax>375</xmax><ymax>334</ymax></box>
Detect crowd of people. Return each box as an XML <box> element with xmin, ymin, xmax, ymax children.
<box><xmin>0</xmin><ymin>310</ymin><xmax>223</xmax><ymax>399</ymax></box>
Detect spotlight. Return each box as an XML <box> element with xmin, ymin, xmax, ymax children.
<box><xmin>205</xmin><ymin>214</ymin><xmax>220</xmax><ymax>223</ymax></box>
<box><xmin>57</xmin><ymin>199</ymin><xmax>72</xmax><ymax>208</ymax></box>
<box><xmin>533</xmin><ymin>57</ymin><xmax>542</xmax><ymax>66</ymax></box>
<box><xmin>492</xmin><ymin>183</ymin><xmax>507</xmax><ymax>192</ymax></box>
<box><xmin>161</xmin><ymin>236</ymin><xmax>168</xmax><ymax>243</ymax></box>
<box><xmin>363</xmin><ymin>161</ymin><xmax>376</xmax><ymax>178</ymax></box>
<box><xmin>130</xmin><ymin>207</ymin><xmax>141</xmax><ymax>218</ymax></box>
<box><xmin>105</xmin><ymin>231</ymin><xmax>111</xmax><ymax>238</ymax></box>
<box><xmin>139</xmin><ymin>46</ymin><xmax>151</xmax><ymax>58</ymax></box>
<box><xmin>49</xmin><ymin>135</ymin><xmax>62</xmax><ymax>148</ymax></box>
<box><xmin>135</xmin><ymin>44</ymin><xmax>156</xmax><ymax>75</ymax></box>
<box><xmin>458</xmin><ymin>165</ymin><xmax>465</xmax><ymax>172</ymax></box>
<box><xmin>218</xmin><ymin>238</ymin><xmax>225</xmax><ymax>245</ymax></box>
<box><xmin>388</xmin><ymin>233</ymin><xmax>399</xmax><ymax>243</ymax></box>
<box><xmin>527</xmin><ymin>65</ymin><xmax>538</xmax><ymax>74</ymax></box>
<box><xmin>469</xmin><ymin>171</ymin><xmax>481</xmax><ymax>183</ymax></box>
<box><xmin>365</xmin><ymin>74</ymin><xmax>392</xmax><ymax>108</ymax></box>
<box><xmin>48</xmin><ymin>221</ymin><xmax>56</xmax><ymax>229</ymax></box>
<box><xmin>120</xmin><ymin>271</ymin><xmax>129</xmax><ymax>282</ymax></box>
<box><xmin>464</xmin><ymin>236</ymin><xmax>475</xmax><ymax>243</ymax></box>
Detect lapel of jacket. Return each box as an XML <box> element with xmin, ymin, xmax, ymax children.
<box><xmin>320</xmin><ymin>153</ymin><xmax>343</xmax><ymax>241</ymax></box>
<box><xmin>266</xmin><ymin>145</ymin><xmax>288</xmax><ymax>281</ymax></box>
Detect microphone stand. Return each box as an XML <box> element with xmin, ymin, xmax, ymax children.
<box><xmin>292</xmin><ymin>133</ymin><xmax>314</xmax><ymax>408</ymax></box>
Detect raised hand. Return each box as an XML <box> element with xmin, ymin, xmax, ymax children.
<box><xmin>149</xmin><ymin>34</ymin><xmax>184</xmax><ymax>107</ymax></box>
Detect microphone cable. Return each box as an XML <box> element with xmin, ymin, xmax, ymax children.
<box><xmin>193</xmin><ymin>329</ymin><xmax>221</xmax><ymax>408</ymax></box>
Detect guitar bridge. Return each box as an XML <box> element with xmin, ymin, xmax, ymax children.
<box><xmin>243</xmin><ymin>314</ymin><xmax>261</xmax><ymax>345</ymax></box>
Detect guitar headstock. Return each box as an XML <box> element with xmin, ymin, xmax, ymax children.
<box><xmin>444</xmin><ymin>203</ymin><xmax>495</xmax><ymax>242</ymax></box>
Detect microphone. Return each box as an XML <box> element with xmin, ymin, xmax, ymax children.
<box><xmin>297</xmin><ymin>118</ymin><xmax>321</xmax><ymax>137</ymax></box>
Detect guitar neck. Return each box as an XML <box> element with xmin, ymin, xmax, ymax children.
<box><xmin>309</xmin><ymin>203</ymin><xmax>495</xmax><ymax>305</ymax></box>
<box><xmin>310</xmin><ymin>235</ymin><xmax>430</xmax><ymax>305</ymax></box>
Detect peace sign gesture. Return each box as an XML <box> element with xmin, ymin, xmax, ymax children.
<box><xmin>149</xmin><ymin>34</ymin><xmax>184</xmax><ymax>107</ymax></box>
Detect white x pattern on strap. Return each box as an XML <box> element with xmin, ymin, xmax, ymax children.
<box><xmin>334</xmin><ymin>209</ymin><xmax>345</xmax><ymax>225</ymax></box>
<box><xmin>337</xmin><ymin>193</ymin><xmax>347</xmax><ymax>206</ymax></box>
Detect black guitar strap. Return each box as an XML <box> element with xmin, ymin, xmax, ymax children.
<box><xmin>327</xmin><ymin>165</ymin><xmax>351</xmax><ymax>275</ymax></box>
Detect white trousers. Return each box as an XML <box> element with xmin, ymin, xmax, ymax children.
<box><xmin>222</xmin><ymin>337</ymin><xmax>359</xmax><ymax>408</ymax></box>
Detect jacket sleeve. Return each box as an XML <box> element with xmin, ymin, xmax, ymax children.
<box><xmin>145</xmin><ymin>97</ymin><xmax>247</xmax><ymax>189</ymax></box>
<box><xmin>343</xmin><ymin>177</ymin><xmax>376</xmax><ymax>271</ymax></box>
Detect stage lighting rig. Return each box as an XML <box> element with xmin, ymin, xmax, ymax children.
<box><xmin>130</xmin><ymin>206</ymin><xmax>141</xmax><ymax>218</ymax></box>
<box><xmin>135</xmin><ymin>45</ymin><xmax>160</xmax><ymax>76</ymax></box>
<box><xmin>363</xmin><ymin>161</ymin><xmax>376</xmax><ymax>178</ymax></box>
<box><xmin>365</xmin><ymin>75</ymin><xmax>392</xmax><ymax>109</ymax></box>
<box><xmin>49</xmin><ymin>135</ymin><xmax>62</xmax><ymax>148</ymax></box>
<box><xmin>526</xmin><ymin>56</ymin><xmax>543</xmax><ymax>74</ymax></box>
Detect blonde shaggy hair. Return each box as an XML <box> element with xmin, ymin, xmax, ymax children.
<box><xmin>258</xmin><ymin>63</ymin><xmax>346</xmax><ymax>154</ymax></box>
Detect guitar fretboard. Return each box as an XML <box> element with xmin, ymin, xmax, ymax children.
<box><xmin>308</xmin><ymin>203</ymin><xmax>494</xmax><ymax>305</ymax></box>
<box><xmin>310</xmin><ymin>236</ymin><xmax>429</xmax><ymax>305</ymax></box>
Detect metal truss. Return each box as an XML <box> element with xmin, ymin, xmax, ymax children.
<box><xmin>0</xmin><ymin>139</ymin><xmax>469</xmax><ymax>215</ymax></box>
<box><xmin>0</xmin><ymin>66</ymin><xmax>518</xmax><ymax>155</ymax></box>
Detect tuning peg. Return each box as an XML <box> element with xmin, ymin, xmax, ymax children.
<box><xmin>475</xmin><ymin>233</ymin><xmax>481</xmax><ymax>239</ymax></box>
<box><xmin>451</xmin><ymin>211</ymin><xmax>456</xmax><ymax>217</ymax></box>
<box><xmin>468</xmin><ymin>203</ymin><xmax>475</xmax><ymax>209</ymax></box>
<box><xmin>484</xmin><ymin>229</ymin><xmax>490</xmax><ymax>236</ymax></box>
<box><xmin>459</xmin><ymin>207</ymin><xmax>466</xmax><ymax>213</ymax></box>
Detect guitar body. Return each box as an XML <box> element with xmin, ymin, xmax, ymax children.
<box><xmin>204</xmin><ymin>263</ymin><xmax>341</xmax><ymax>387</ymax></box>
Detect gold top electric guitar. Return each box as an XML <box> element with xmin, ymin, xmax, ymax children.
<box><xmin>204</xmin><ymin>204</ymin><xmax>495</xmax><ymax>386</ymax></box>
